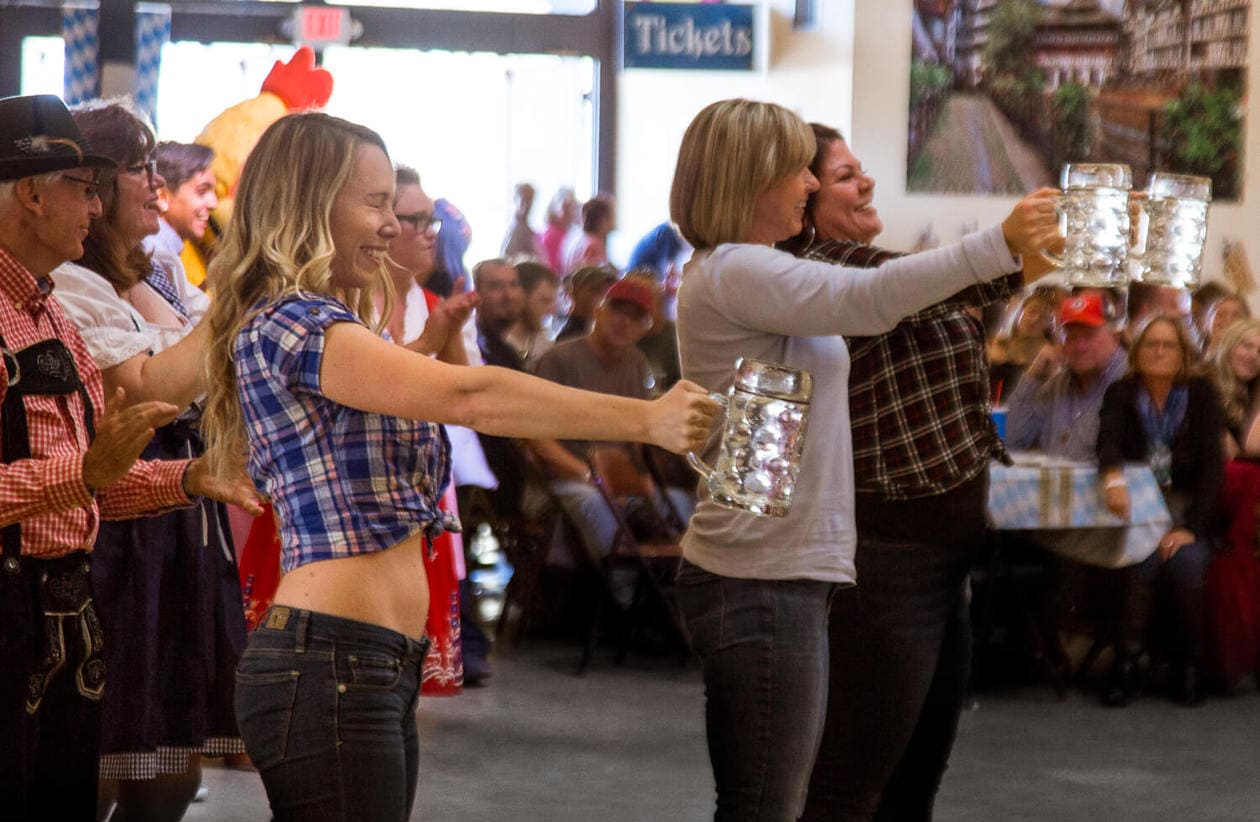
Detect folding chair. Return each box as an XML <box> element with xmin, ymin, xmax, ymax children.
<box><xmin>456</xmin><ymin>484</ymin><xmax>549</xmax><ymax>649</ymax></box>
<box><xmin>582</xmin><ymin>446</ymin><xmax>691</xmax><ymax>671</ymax></box>
<box><xmin>463</xmin><ymin>442</ymin><xmax>576</xmax><ymax>649</ymax></box>
<box><xmin>640</xmin><ymin>443</ymin><xmax>695</xmax><ymax>532</ymax></box>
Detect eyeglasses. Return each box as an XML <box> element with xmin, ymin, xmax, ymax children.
<box><xmin>396</xmin><ymin>213</ymin><xmax>442</xmax><ymax>234</ymax></box>
<box><xmin>59</xmin><ymin>173</ymin><xmax>102</xmax><ymax>201</ymax></box>
<box><xmin>1139</xmin><ymin>338</ymin><xmax>1182</xmax><ymax>352</ymax></box>
<box><xmin>123</xmin><ymin>159</ymin><xmax>157</xmax><ymax>183</ymax></box>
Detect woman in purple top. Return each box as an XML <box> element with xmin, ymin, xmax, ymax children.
<box><xmin>200</xmin><ymin>112</ymin><xmax>717</xmax><ymax>822</ymax></box>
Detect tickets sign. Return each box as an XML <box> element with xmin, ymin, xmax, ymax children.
<box><xmin>623</xmin><ymin>2</ymin><xmax>756</xmax><ymax>71</ymax></box>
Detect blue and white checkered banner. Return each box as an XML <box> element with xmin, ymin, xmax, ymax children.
<box><xmin>62</xmin><ymin>5</ymin><xmax>98</xmax><ymax>105</ymax></box>
<box><xmin>134</xmin><ymin>5</ymin><xmax>171</xmax><ymax>125</ymax></box>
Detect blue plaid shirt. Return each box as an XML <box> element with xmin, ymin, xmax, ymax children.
<box><xmin>236</xmin><ymin>292</ymin><xmax>450</xmax><ymax>572</ymax></box>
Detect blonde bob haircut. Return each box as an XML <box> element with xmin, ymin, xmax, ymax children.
<box><xmin>201</xmin><ymin>112</ymin><xmax>393</xmax><ymax>478</ymax></box>
<box><xmin>670</xmin><ymin>98</ymin><xmax>815</xmax><ymax>251</ymax></box>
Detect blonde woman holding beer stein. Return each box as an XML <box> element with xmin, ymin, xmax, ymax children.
<box><xmin>669</xmin><ymin>98</ymin><xmax>1060</xmax><ymax>821</ymax></box>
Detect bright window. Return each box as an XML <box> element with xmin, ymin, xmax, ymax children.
<box><xmin>155</xmin><ymin>40</ymin><xmax>596</xmax><ymax>270</ymax></box>
<box><xmin>335</xmin><ymin>0</ymin><xmax>596</xmax><ymax>13</ymax></box>
<box><xmin>20</xmin><ymin>36</ymin><xmax>64</xmax><ymax>96</ymax></box>
<box><xmin>323</xmin><ymin>44</ymin><xmax>595</xmax><ymax>269</ymax></box>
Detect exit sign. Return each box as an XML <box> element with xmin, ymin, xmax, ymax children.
<box><xmin>295</xmin><ymin>6</ymin><xmax>354</xmax><ymax>47</ymax></box>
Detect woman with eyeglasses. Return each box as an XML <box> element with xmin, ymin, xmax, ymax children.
<box><xmin>200</xmin><ymin>111</ymin><xmax>715</xmax><ymax>821</ymax></box>
<box><xmin>49</xmin><ymin>98</ymin><xmax>252</xmax><ymax>821</ymax></box>
<box><xmin>1098</xmin><ymin>314</ymin><xmax>1224</xmax><ymax>706</ymax></box>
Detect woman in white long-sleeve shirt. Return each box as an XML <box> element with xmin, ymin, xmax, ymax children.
<box><xmin>668</xmin><ymin>98</ymin><xmax>1060</xmax><ymax>821</ymax></box>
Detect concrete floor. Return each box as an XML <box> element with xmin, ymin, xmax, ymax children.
<box><xmin>189</xmin><ymin>642</ymin><xmax>1260</xmax><ymax>821</ymax></box>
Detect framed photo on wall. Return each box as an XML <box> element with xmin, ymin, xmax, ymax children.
<box><xmin>907</xmin><ymin>0</ymin><xmax>1248</xmax><ymax>200</ymax></box>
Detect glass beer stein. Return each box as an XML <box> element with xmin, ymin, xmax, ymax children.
<box><xmin>1131</xmin><ymin>172</ymin><xmax>1211</xmax><ymax>289</ymax></box>
<box><xmin>687</xmin><ymin>358</ymin><xmax>812</xmax><ymax>518</ymax></box>
<box><xmin>1042</xmin><ymin>163</ymin><xmax>1133</xmax><ymax>287</ymax></box>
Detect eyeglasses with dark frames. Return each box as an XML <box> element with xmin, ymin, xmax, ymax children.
<box><xmin>123</xmin><ymin>159</ymin><xmax>158</xmax><ymax>183</ymax></box>
<box><xmin>396</xmin><ymin>213</ymin><xmax>442</xmax><ymax>234</ymax></box>
<box><xmin>59</xmin><ymin>173</ymin><xmax>102</xmax><ymax>201</ymax></box>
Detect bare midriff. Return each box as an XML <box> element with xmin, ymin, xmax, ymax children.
<box><xmin>272</xmin><ymin>532</ymin><xmax>430</xmax><ymax>640</ymax></box>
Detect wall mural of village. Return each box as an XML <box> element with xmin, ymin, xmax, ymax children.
<box><xmin>908</xmin><ymin>0</ymin><xmax>1249</xmax><ymax>199</ymax></box>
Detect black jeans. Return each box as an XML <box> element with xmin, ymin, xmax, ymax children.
<box><xmin>676</xmin><ymin>561</ymin><xmax>836</xmax><ymax>821</ymax></box>
<box><xmin>804</xmin><ymin>479</ymin><xmax>985</xmax><ymax>822</ymax></box>
<box><xmin>1116</xmin><ymin>538</ymin><xmax>1212</xmax><ymax>663</ymax></box>
<box><xmin>234</xmin><ymin>607</ymin><xmax>428</xmax><ymax>822</ymax></box>
<box><xmin>0</xmin><ymin>552</ymin><xmax>104</xmax><ymax>821</ymax></box>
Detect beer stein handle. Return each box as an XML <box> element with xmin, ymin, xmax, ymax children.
<box><xmin>1129</xmin><ymin>193</ymin><xmax>1152</xmax><ymax>267</ymax></box>
<box><xmin>1039</xmin><ymin>192</ymin><xmax>1068</xmax><ymax>268</ymax></box>
<box><xmin>686</xmin><ymin>392</ymin><xmax>728</xmax><ymax>480</ymax></box>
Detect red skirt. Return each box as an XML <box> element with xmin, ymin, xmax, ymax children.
<box><xmin>419</xmin><ymin>485</ymin><xmax>464</xmax><ymax>696</ymax></box>
<box><xmin>237</xmin><ymin>504</ymin><xmax>281</xmax><ymax>633</ymax></box>
<box><xmin>235</xmin><ymin>498</ymin><xmax>464</xmax><ymax>695</ymax></box>
<box><xmin>1208</xmin><ymin>460</ymin><xmax>1260</xmax><ymax>689</ymax></box>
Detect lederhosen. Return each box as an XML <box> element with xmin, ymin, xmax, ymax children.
<box><xmin>0</xmin><ymin>332</ymin><xmax>106</xmax><ymax>716</ymax></box>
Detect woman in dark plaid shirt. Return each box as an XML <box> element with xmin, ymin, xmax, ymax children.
<box><xmin>784</xmin><ymin>123</ymin><xmax>1054</xmax><ymax>822</ymax></box>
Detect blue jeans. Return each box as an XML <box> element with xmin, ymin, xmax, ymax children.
<box><xmin>676</xmin><ymin>561</ymin><xmax>836</xmax><ymax>821</ymax></box>
<box><xmin>1118</xmin><ymin>538</ymin><xmax>1212</xmax><ymax>663</ymax></box>
<box><xmin>548</xmin><ymin>480</ymin><xmax>694</xmax><ymax>567</ymax></box>
<box><xmin>234</xmin><ymin>607</ymin><xmax>428</xmax><ymax>822</ymax></box>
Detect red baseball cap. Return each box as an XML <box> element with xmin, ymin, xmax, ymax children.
<box><xmin>1059</xmin><ymin>293</ymin><xmax>1110</xmax><ymax>327</ymax></box>
<box><xmin>603</xmin><ymin>278</ymin><xmax>655</xmax><ymax>315</ymax></box>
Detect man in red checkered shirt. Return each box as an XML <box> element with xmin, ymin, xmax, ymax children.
<box><xmin>0</xmin><ymin>94</ymin><xmax>260</xmax><ymax>820</ymax></box>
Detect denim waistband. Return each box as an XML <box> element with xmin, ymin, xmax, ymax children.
<box><xmin>254</xmin><ymin>605</ymin><xmax>429</xmax><ymax>663</ymax></box>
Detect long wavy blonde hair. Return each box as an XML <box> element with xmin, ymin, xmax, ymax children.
<box><xmin>201</xmin><ymin>113</ymin><xmax>393</xmax><ymax>479</ymax></box>
<box><xmin>1211</xmin><ymin>317</ymin><xmax>1260</xmax><ymax>430</ymax></box>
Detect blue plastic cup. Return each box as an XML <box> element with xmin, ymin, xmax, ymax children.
<box><xmin>992</xmin><ymin>406</ymin><xmax>1007</xmax><ymax>441</ymax></box>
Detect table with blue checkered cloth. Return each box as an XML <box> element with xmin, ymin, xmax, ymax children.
<box><xmin>988</xmin><ymin>455</ymin><xmax>1172</xmax><ymax>568</ymax></box>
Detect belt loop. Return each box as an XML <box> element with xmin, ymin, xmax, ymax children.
<box><xmin>294</xmin><ymin>609</ymin><xmax>309</xmax><ymax>654</ymax></box>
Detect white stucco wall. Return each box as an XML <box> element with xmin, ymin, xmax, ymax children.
<box><xmin>613</xmin><ymin>1</ymin><xmax>855</xmax><ymax>261</ymax></box>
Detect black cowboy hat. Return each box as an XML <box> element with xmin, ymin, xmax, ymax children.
<box><xmin>0</xmin><ymin>94</ymin><xmax>116</xmax><ymax>182</ymax></box>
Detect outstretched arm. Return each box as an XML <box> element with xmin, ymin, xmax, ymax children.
<box><xmin>321</xmin><ymin>322</ymin><xmax>717</xmax><ymax>455</ymax></box>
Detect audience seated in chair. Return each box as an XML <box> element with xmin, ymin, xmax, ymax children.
<box><xmin>582</xmin><ymin>446</ymin><xmax>690</xmax><ymax>668</ymax></box>
<box><xmin>623</xmin><ymin>271</ymin><xmax>682</xmax><ymax>393</ymax></box>
<box><xmin>1003</xmin><ymin>291</ymin><xmax>1132</xmax><ymax>697</ymax></box>
<box><xmin>1206</xmin><ymin>319</ymin><xmax>1260</xmax><ymax>692</ymax></box>
<box><xmin>555</xmin><ymin>263</ymin><xmax>616</xmax><ymax>343</ymax></box>
<box><xmin>527</xmin><ymin>278</ymin><xmax>694</xmax><ymax>572</ymax></box>
<box><xmin>987</xmin><ymin>287</ymin><xmax>1062</xmax><ymax>400</ymax></box>
<box><xmin>1097</xmin><ymin>314</ymin><xmax>1224</xmax><ymax>707</ymax></box>
<box><xmin>504</xmin><ymin>260</ymin><xmax>559</xmax><ymax>371</ymax></box>
<box><xmin>1202</xmin><ymin>292</ymin><xmax>1251</xmax><ymax>358</ymax></box>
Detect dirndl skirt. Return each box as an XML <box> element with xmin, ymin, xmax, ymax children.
<box><xmin>91</xmin><ymin>419</ymin><xmax>247</xmax><ymax>780</ymax></box>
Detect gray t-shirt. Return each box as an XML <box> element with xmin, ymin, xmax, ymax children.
<box><xmin>677</xmin><ymin>228</ymin><xmax>1020</xmax><ymax>584</ymax></box>
<box><xmin>533</xmin><ymin>336</ymin><xmax>651</xmax><ymax>461</ymax></box>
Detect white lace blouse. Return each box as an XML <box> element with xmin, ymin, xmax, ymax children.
<box><xmin>51</xmin><ymin>250</ymin><xmax>205</xmax><ymax>370</ymax></box>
